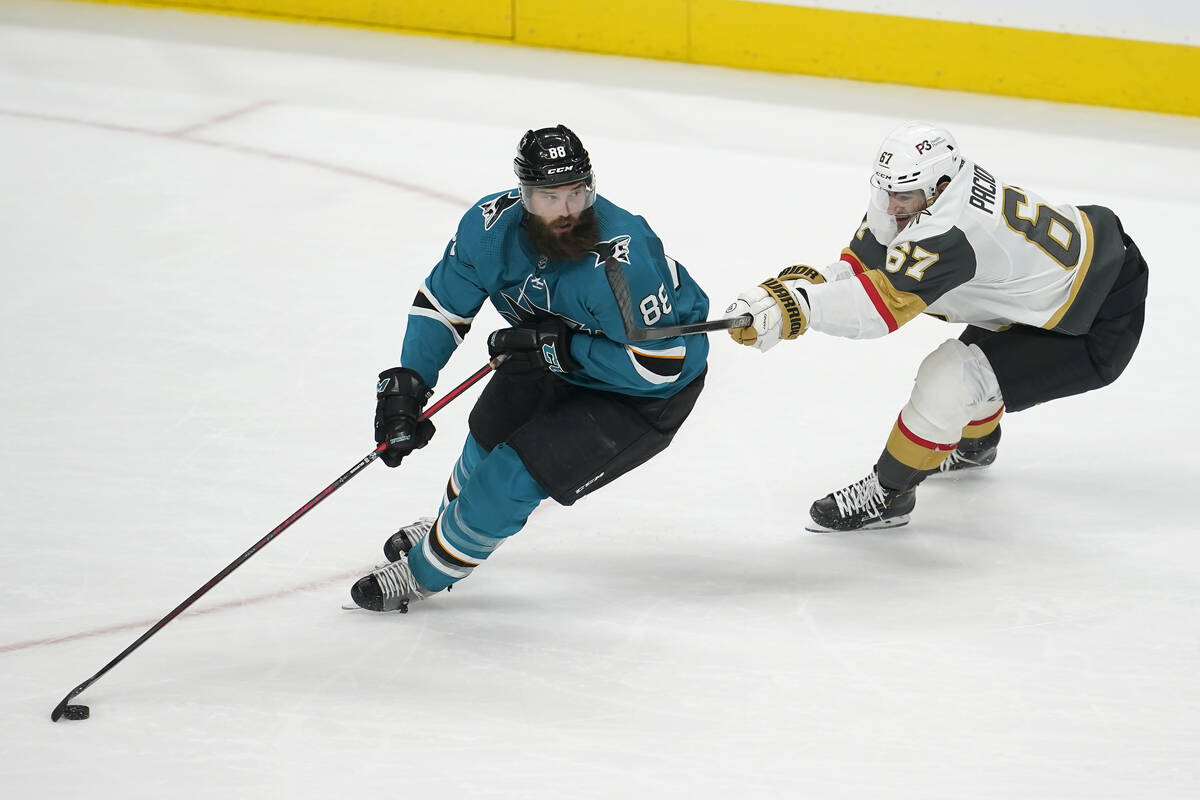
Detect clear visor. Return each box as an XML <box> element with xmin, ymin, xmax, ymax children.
<box><xmin>520</xmin><ymin>176</ymin><xmax>596</xmax><ymax>217</ymax></box>
<box><xmin>868</xmin><ymin>180</ymin><xmax>931</xmax><ymax>218</ymax></box>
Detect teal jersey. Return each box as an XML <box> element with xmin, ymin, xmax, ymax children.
<box><xmin>401</xmin><ymin>191</ymin><xmax>710</xmax><ymax>398</ymax></box>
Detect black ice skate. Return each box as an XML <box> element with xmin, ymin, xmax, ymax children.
<box><xmin>806</xmin><ymin>469</ymin><xmax>916</xmax><ymax>532</ymax></box>
<box><xmin>350</xmin><ymin>555</ymin><xmax>434</xmax><ymax>613</ymax></box>
<box><xmin>936</xmin><ymin>426</ymin><xmax>1001</xmax><ymax>475</ymax></box>
<box><xmin>382</xmin><ymin>516</ymin><xmax>436</xmax><ymax>562</ymax></box>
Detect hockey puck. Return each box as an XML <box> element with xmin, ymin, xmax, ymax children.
<box><xmin>63</xmin><ymin>704</ymin><xmax>90</xmax><ymax>720</ymax></box>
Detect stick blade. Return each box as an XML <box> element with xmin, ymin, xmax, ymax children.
<box><xmin>51</xmin><ymin>685</ymin><xmax>86</xmax><ymax>723</ymax></box>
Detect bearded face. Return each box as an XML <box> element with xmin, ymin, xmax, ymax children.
<box><xmin>523</xmin><ymin>205</ymin><xmax>599</xmax><ymax>261</ymax></box>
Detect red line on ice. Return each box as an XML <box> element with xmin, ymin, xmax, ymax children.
<box><xmin>0</xmin><ymin>568</ymin><xmax>370</xmax><ymax>654</ymax></box>
<box><xmin>0</xmin><ymin>106</ymin><xmax>469</xmax><ymax>207</ymax></box>
<box><xmin>0</xmin><ymin>102</ymin><xmax>473</xmax><ymax>655</ymax></box>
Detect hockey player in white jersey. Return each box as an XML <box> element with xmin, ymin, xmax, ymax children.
<box><xmin>726</xmin><ymin>121</ymin><xmax>1148</xmax><ymax>531</ymax></box>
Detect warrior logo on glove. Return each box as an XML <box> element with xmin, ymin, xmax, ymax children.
<box><xmin>727</xmin><ymin>264</ymin><xmax>824</xmax><ymax>351</ymax></box>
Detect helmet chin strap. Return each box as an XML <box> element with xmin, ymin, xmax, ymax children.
<box><xmin>901</xmin><ymin>190</ymin><xmax>941</xmax><ymax>228</ymax></box>
<box><xmin>923</xmin><ymin>177</ymin><xmax>952</xmax><ymax>204</ymax></box>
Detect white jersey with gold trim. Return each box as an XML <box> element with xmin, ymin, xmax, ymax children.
<box><xmin>805</xmin><ymin>160</ymin><xmax>1125</xmax><ymax>340</ymax></box>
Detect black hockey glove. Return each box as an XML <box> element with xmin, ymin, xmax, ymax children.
<box><xmin>487</xmin><ymin>318</ymin><xmax>581</xmax><ymax>375</ymax></box>
<box><xmin>374</xmin><ymin>367</ymin><xmax>435</xmax><ymax>468</ymax></box>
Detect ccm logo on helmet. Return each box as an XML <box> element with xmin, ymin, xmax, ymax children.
<box><xmin>546</xmin><ymin>166</ymin><xmax>575</xmax><ymax>175</ymax></box>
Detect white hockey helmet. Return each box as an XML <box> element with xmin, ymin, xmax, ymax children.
<box><xmin>870</xmin><ymin>121</ymin><xmax>961</xmax><ymax>203</ymax></box>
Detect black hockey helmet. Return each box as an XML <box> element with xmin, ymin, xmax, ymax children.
<box><xmin>513</xmin><ymin>125</ymin><xmax>593</xmax><ymax>189</ymax></box>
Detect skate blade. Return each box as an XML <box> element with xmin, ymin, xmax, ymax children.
<box><xmin>929</xmin><ymin>464</ymin><xmax>992</xmax><ymax>478</ymax></box>
<box><xmin>804</xmin><ymin>515</ymin><xmax>910</xmax><ymax>533</ymax></box>
<box><xmin>340</xmin><ymin>601</ymin><xmax>410</xmax><ymax>614</ymax></box>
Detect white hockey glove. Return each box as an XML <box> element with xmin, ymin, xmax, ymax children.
<box><xmin>726</xmin><ymin>265</ymin><xmax>823</xmax><ymax>352</ymax></box>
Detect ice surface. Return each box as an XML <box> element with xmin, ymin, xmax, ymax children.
<box><xmin>2</xmin><ymin>2</ymin><xmax>1198</xmax><ymax>798</ymax></box>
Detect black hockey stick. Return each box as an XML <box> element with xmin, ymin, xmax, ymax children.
<box><xmin>50</xmin><ymin>358</ymin><xmax>500</xmax><ymax>722</ymax></box>
<box><xmin>629</xmin><ymin>313</ymin><xmax>753</xmax><ymax>339</ymax></box>
<box><xmin>602</xmin><ymin>257</ymin><xmax>751</xmax><ymax>341</ymax></box>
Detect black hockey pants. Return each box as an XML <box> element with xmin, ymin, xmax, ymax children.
<box><xmin>468</xmin><ymin>369</ymin><xmax>706</xmax><ymax>505</ymax></box>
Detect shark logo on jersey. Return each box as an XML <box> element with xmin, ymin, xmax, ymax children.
<box><xmin>498</xmin><ymin>274</ymin><xmax>552</xmax><ymax>325</ymax></box>
<box><xmin>497</xmin><ymin>274</ymin><xmax>593</xmax><ymax>333</ymax></box>
<box><xmin>479</xmin><ymin>191</ymin><xmax>522</xmax><ymax>231</ymax></box>
<box><xmin>588</xmin><ymin>235</ymin><xmax>632</xmax><ymax>268</ymax></box>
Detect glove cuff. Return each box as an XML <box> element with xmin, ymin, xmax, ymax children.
<box><xmin>777</xmin><ymin>264</ymin><xmax>826</xmax><ymax>284</ymax></box>
<box><xmin>540</xmin><ymin>321</ymin><xmax>579</xmax><ymax>373</ymax></box>
<box><xmin>377</xmin><ymin>367</ymin><xmax>433</xmax><ymax>405</ymax></box>
<box><xmin>759</xmin><ymin>277</ymin><xmax>809</xmax><ymax>339</ymax></box>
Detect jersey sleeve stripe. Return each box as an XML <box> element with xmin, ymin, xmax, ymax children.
<box><xmin>858</xmin><ymin>270</ymin><xmax>932</xmax><ymax>330</ymax></box>
<box><xmin>410</xmin><ymin>304</ymin><xmax>469</xmax><ymax>344</ymax></box>
<box><xmin>855</xmin><ymin>272</ymin><xmax>901</xmax><ymax>332</ymax></box>
<box><xmin>628</xmin><ymin>343</ymin><xmax>685</xmax><ymax>359</ymax></box>
<box><xmin>840</xmin><ymin>249</ymin><xmax>868</xmax><ymax>275</ymax></box>
<box><xmin>665</xmin><ymin>256</ymin><xmax>681</xmax><ymax>289</ymax></box>
<box><xmin>411</xmin><ymin>282</ymin><xmax>475</xmax><ymax>343</ymax></box>
<box><xmin>625</xmin><ymin>344</ymin><xmax>685</xmax><ymax>383</ymax></box>
<box><xmin>417</xmin><ymin>280</ymin><xmax>476</xmax><ymax>324</ymax></box>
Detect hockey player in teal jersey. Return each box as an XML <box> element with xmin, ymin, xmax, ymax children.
<box><xmin>351</xmin><ymin>125</ymin><xmax>710</xmax><ymax>612</ymax></box>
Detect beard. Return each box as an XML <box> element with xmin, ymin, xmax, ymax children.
<box><xmin>524</xmin><ymin>207</ymin><xmax>599</xmax><ymax>261</ymax></box>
